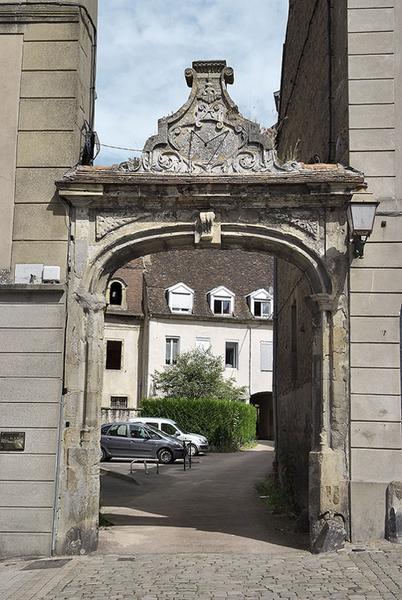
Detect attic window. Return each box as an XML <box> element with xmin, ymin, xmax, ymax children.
<box><xmin>247</xmin><ymin>289</ymin><xmax>273</xmax><ymax>319</ymax></box>
<box><xmin>107</xmin><ymin>279</ymin><xmax>127</xmax><ymax>309</ymax></box>
<box><xmin>110</xmin><ymin>281</ymin><xmax>123</xmax><ymax>305</ymax></box>
<box><xmin>166</xmin><ymin>283</ymin><xmax>194</xmax><ymax>314</ymax></box>
<box><xmin>208</xmin><ymin>286</ymin><xmax>234</xmax><ymax>316</ymax></box>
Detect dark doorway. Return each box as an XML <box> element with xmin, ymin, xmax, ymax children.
<box><xmin>250</xmin><ymin>392</ymin><xmax>274</xmax><ymax>440</ymax></box>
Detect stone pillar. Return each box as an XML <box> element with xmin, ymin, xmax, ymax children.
<box><xmin>54</xmin><ymin>288</ymin><xmax>105</xmax><ymax>555</ymax></box>
<box><xmin>309</xmin><ymin>295</ymin><xmax>350</xmax><ymax>553</ymax></box>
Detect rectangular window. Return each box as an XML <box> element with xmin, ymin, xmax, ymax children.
<box><xmin>260</xmin><ymin>341</ymin><xmax>273</xmax><ymax>371</ymax></box>
<box><xmin>225</xmin><ymin>341</ymin><xmax>238</xmax><ymax>369</ymax></box>
<box><xmin>254</xmin><ymin>300</ymin><xmax>271</xmax><ymax>318</ymax></box>
<box><xmin>110</xmin><ymin>396</ymin><xmax>128</xmax><ymax>409</ymax></box>
<box><xmin>196</xmin><ymin>337</ymin><xmax>211</xmax><ymax>352</ymax></box>
<box><xmin>165</xmin><ymin>337</ymin><xmax>180</xmax><ymax>365</ymax></box>
<box><xmin>106</xmin><ymin>340</ymin><xmax>122</xmax><ymax>370</ymax></box>
<box><xmin>214</xmin><ymin>298</ymin><xmax>231</xmax><ymax>314</ymax></box>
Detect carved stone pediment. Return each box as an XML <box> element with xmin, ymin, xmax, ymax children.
<box><xmin>118</xmin><ymin>60</ymin><xmax>298</xmax><ymax>175</ymax></box>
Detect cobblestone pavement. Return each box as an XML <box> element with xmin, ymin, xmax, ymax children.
<box><xmin>1</xmin><ymin>547</ymin><xmax>401</xmax><ymax>600</ymax></box>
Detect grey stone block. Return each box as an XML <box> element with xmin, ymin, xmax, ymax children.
<box><xmin>15</xmin><ymin>167</ymin><xmax>67</xmax><ymax>203</ymax></box>
<box><xmin>350</xmin><ymin>129</ymin><xmax>394</xmax><ymax>152</ymax></box>
<box><xmin>349</xmin><ymin>150</ymin><xmax>394</xmax><ymax>177</ymax></box>
<box><xmin>0</xmin><ymin>482</ymin><xmax>55</xmax><ymax>507</ymax></box>
<box><xmin>0</xmin><ymin>353</ymin><xmax>62</xmax><ymax>378</ymax></box>
<box><xmin>351</xmin><ymin>268</ymin><xmax>402</xmax><ymax>292</ymax></box>
<box><xmin>348</xmin><ymin>7</ymin><xmax>394</xmax><ymax>32</ymax></box>
<box><xmin>348</xmin><ymin>31</ymin><xmax>394</xmax><ymax>54</ymax></box>
<box><xmin>0</xmin><ymin>329</ymin><xmax>64</xmax><ymax>352</ymax></box>
<box><xmin>24</xmin><ymin>22</ymin><xmax>79</xmax><ymax>41</ymax></box>
<box><xmin>351</xmin><ymin>421</ymin><xmax>401</xmax><ymax>448</ymax></box>
<box><xmin>351</xmin><ymin>290</ymin><xmax>402</xmax><ymax>314</ymax></box>
<box><xmin>0</xmin><ymin>507</ymin><xmax>53</xmax><ymax>532</ymax></box>
<box><xmin>21</xmin><ymin>71</ymin><xmax>77</xmax><ymax>99</ymax></box>
<box><xmin>0</xmin><ymin>377</ymin><xmax>61</xmax><ymax>402</ymax></box>
<box><xmin>19</xmin><ymin>98</ymin><xmax>77</xmax><ymax>131</ymax></box>
<box><xmin>17</xmin><ymin>131</ymin><xmax>77</xmax><ymax>168</ymax></box>
<box><xmin>351</xmin><ymin>448</ymin><xmax>402</xmax><ymax>482</ymax></box>
<box><xmin>0</xmin><ymin>304</ymin><xmax>64</xmax><ymax>328</ymax></box>
<box><xmin>349</xmin><ymin>80</ymin><xmax>394</xmax><ymax>105</ymax></box>
<box><xmin>349</xmin><ymin>54</ymin><xmax>394</xmax><ymax>79</ymax></box>
<box><xmin>350</xmin><ymin>342</ymin><xmax>400</xmax><ymax>368</ymax></box>
<box><xmin>13</xmin><ymin>203</ymin><xmax>69</xmax><ymax>241</ymax></box>
<box><xmin>22</xmin><ymin>41</ymin><xmax>78</xmax><ymax>70</ymax></box>
<box><xmin>351</xmin><ymin>394</ymin><xmax>401</xmax><ymax>421</ymax></box>
<box><xmin>0</xmin><ymin>403</ymin><xmax>60</xmax><ymax>428</ymax></box>
<box><xmin>351</xmin><ymin>367</ymin><xmax>400</xmax><ymax>395</ymax></box>
<box><xmin>0</xmin><ymin>532</ymin><xmax>51</xmax><ymax>559</ymax></box>
<box><xmin>0</xmin><ymin>454</ymin><xmax>56</xmax><ymax>480</ymax></box>
<box><xmin>349</xmin><ymin>104</ymin><xmax>394</xmax><ymax>128</ymax></box>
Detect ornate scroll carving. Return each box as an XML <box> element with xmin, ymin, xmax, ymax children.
<box><xmin>260</xmin><ymin>210</ymin><xmax>320</xmax><ymax>240</ymax></box>
<box><xmin>115</xmin><ymin>61</ymin><xmax>300</xmax><ymax>176</ymax></box>
<box><xmin>96</xmin><ymin>210</ymin><xmax>174</xmax><ymax>239</ymax></box>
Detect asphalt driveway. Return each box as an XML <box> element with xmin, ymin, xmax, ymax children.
<box><xmin>98</xmin><ymin>442</ymin><xmax>308</xmax><ymax>554</ymax></box>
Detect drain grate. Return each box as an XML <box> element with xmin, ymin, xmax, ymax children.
<box><xmin>117</xmin><ymin>557</ymin><xmax>136</xmax><ymax>562</ymax></box>
<box><xmin>21</xmin><ymin>559</ymin><xmax>71</xmax><ymax>571</ymax></box>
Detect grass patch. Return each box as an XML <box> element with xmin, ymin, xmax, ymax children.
<box><xmin>256</xmin><ymin>475</ymin><xmax>298</xmax><ymax>517</ymax></box>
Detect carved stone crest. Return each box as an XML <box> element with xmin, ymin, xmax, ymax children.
<box><xmin>117</xmin><ymin>60</ymin><xmax>299</xmax><ymax>175</ymax></box>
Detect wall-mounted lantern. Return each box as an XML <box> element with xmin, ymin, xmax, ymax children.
<box><xmin>347</xmin><ymin>201</ymin><xmax>379</xmax><ymax>258</ymax></box>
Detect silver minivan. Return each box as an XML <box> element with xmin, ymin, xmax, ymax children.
<box><xmin>131</xmin><ymin>417</ymin><xmax>209</xmax><ymax>456</ymax></box>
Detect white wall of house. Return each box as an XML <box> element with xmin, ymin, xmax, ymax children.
<box><xmin>146</xmin><ymin>317</ymin><xmax>273</xmax><ymax>399</ymax></box>
<box><xmin>103</xmin><ymin>322</ymin><xmax>141</xmax><ymax>408</ymax></box>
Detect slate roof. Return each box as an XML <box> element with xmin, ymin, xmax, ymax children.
<box><xmin>143</xmin><ymin>249</ymin><xmax>274</xmax><ymax>321</ymax></box>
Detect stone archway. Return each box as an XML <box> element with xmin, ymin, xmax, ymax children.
<box><xmin>55</xmin><ymin>60</ymin><xmax>364</xmax><ymax>555</ymax></box>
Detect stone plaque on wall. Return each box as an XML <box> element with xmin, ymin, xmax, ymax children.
<box><xmin>0</xmin><ymin>431</ymin><xmax>25</xmax><ymax>451</ymax></box>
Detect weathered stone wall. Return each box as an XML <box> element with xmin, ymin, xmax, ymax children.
<box><xmin>277</xmin><ymin>0</ymin><xmax>348</xmax><ymax>164</ymax></box>
<box><xmin>275</xmin><ymin>259</ymin><xmax>313</xmax><ymax>511</ymax></box>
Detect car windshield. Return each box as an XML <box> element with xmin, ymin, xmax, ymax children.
<box><xmin>147</xmin><ymin>424</ymin><xmax>179</xmax><ymax>442</ymax></box>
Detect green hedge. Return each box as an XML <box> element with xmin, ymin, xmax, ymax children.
<box><xmin>140</xmin><ymin>397</ymin><xmax>257</xmax><ymax>451</ymax></box>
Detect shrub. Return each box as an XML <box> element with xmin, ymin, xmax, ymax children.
<box><xmin>140</xmin><ymin>396</ymin><xmax>257</xmax><ymax>451</ymax></box>
<box><xmin>152</xmin><ymin>348</ymin><xmax>247</xmax><ymax>402</ymax></box>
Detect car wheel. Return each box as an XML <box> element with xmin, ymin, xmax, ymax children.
<box><xmin>188</xmin><ymin>443</ymin><xmax>198</xmax><ymax>456</ymax></box>
<box><xmin>157</xmin><ymin>448</ymin><xmax>174</xmax><ymax>464</ymax></box>
<box><xmin>100</xmin><ymin>447</ymin><xmax>110</xmax><ymax>462</ymax></box>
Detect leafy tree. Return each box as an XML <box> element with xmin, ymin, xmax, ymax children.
<box><xmin>152</xmin><ymin>348</ymin><xmax>247</xmax><ymax>401</ymax></box>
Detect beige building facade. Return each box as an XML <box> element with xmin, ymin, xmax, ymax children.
<box><xmin>277</xmin><ymin>0</ymin><xmax>402</xmax><ymax>541</ymax></box>
<box><xmin>0</xmin><ymin>0</ymin><xmax>97</xmax><ymax>558</ymax></box>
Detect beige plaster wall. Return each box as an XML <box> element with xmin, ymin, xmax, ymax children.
<box><xmin>0</xmin><ymin>35</ymin><xmax>23</xmax><ymax>270</ymax></box>
<box><xmin>347</xmin><ymin>0</ymin><xmax>402</xmax><ymax>541</ymax></box>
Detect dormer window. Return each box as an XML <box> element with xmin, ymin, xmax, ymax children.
<box><xmin>166</xmin><ymin>282</ymin><xmax>194</xmax><ymax>314</ymax></box>
<box><xmin>247</xmin><ymin>289</ymin><xmax>273</xmax><ymax>319</ymax></box>
<box><xmin>107</xmin><ymin>279</ymin><xmax>127</xmax><ymax>309</ymax></box>
<box><xmin>208</xmin><ymin>286</ymin><xmax>235</xmax><ymax>316</ymax></box>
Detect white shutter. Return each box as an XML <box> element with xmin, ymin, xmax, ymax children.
<box><xmin>171</xmin><ymin>292</ymin><xmax>191</xmax><ymax>311</ymax></box>
<box><xmin>260</xmin><ymin>341</ymin><xmax>273</xmax><ymax>371</ymax></box>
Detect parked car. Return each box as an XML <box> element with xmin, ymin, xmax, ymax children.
<box><xmin>100</xmin><ymin>421</ymin><xmax>186</xmax><ymax>464</ymax></box>
<box><xmin>131</xmin><ymin>417</ymin><xmax>209</xmax><ymax>456</ymax></box>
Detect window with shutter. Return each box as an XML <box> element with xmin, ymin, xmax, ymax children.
<box><xmin>260</xmin><ymin>341</ymin><xmax>273</xmax><ymax>371</ymax></box>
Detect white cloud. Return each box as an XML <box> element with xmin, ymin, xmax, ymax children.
<box><xmin>95</xmin><ymin>0</ymin><xmax>289</xmax><ymax>164</ymax></box>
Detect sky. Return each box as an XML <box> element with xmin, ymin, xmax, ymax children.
<box><xmin>95</xmin><ymin>0</ymin><xmax>289</xmax><ymax>165</ymax></box>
